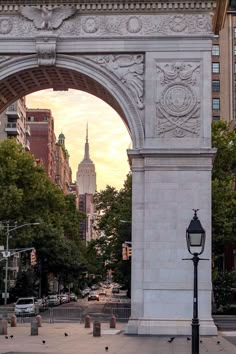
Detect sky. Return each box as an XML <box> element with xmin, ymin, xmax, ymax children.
<box><xmin>26</xmin><ymin>89</ymin><xmax>131</xmax><ymax>191</ymax></box>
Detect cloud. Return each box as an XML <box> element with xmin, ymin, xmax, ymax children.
<box><xmin>26</xmin><ymin>89</ymin><xmax>131</xmax><ymax>191</ymax></box>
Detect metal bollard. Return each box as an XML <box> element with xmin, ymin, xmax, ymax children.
<box><xmin>84</xmin><ymin>314</ymin><xmax>91</xmax><ymax>328</ymax></box>
<box><xmin>0</xmin><ymin>319</ymin><xmax>8</xmax><ymax>335</ymax></box>
<box><xmin>93</xmin><ymin>320</ymin><xmax>101</xmax><ymax>337</ymax></box>
<box><xmin>35</xmin><ymin>315</ymin><xmax>42</xmax><ymax>327</ymax></box>
<box><xmin>31</xmin><ymin>320</ymin><xmax>38</xmax><ymax>336</ymax></box>
<box><xmin>10</xmin><ymin>314</ymin><xmax>17</xmax><ymax>327</ymax></box>
<box><xmin>109</xmin><ymin>315</ymin><xmax>116</xmax><ymax>329</ymax></box>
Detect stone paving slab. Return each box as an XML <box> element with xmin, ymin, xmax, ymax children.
<box><xmin>0</xmin><ymin>323</ymin><xmax>236</xmax><ymax>354</ymax></box>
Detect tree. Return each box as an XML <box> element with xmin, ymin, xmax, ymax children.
<box><xmin>0</xmin><ymin>139</ymin><xmax>85</xmax><ymax>296</ymax></box>
<box><xmin>212</xmin><ymin>121</ymin><xmax>236</xmax><ymax>256</ymax></box>
<box><xmin>93</xmin><ymin>173</ymin><xmax>132</xmax><ymax>295</ymax></box>
<box><xmin>212</xmin><ymin>121</ymin><xmax>236</xmax><ymax>310</ymax></box>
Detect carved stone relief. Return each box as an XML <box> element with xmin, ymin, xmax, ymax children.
<box><xmin>0</xmin><ymin>13</ymin><xmax>212</xmax><ymax>37</ymax></box>
<box><xmin>156</xmin><ymin>63</ymin><xmax>201</xmax><ymax>138</ymax></box>
<box><xmin>19</xmin><ymin>6</ymin><xmax>77</xmax><ymax>30</ymax></box>
<box><xmin>36</xmin><ymin>37</ymin><xmax>57</xmax><ymax>66</ymax></box>
<box><xmin>87</xmin><ymin>54</ymin><xmax>144</xmax><ymax>110</ymax></box>
<box><xmin>0</xmin><ymin>18</ymin><xmax>13</xmax><ymax>34</ymax></box>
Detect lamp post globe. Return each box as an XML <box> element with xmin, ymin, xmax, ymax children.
<box><xmin>186</xmin><ymin>209</ymin><xmax>206</xmax><ymax>256</ymax></box>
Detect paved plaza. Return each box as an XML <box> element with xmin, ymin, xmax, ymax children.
<box><xmin>0</xmin><ymin>322</ymin><xmax>236</xmax><ymax>354</ymax></box>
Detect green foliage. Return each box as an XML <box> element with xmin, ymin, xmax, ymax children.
<box><xmin>93</xmin><ymin>173</ymin><xmax>132</xmax><ymax>294</ymax></box>
<box><xmin>13</xmin><ymin>270</ymin><xmax>36</xmax><ymax>298</ymax></box>
<box><xmin>213</xmin><ymin>270</ymin><xmax>236</xmax><ymax>311</ymax></box>
<box><xmin>212</xmin><ymin>121</ymin><xmax>236</xmax><ymax>255</ymax></box>
<box><xmin>0</xmin><ymin>139</ymin><xmax>85</xmax><ymax>295</ymax></box>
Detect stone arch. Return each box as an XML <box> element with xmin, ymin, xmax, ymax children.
<box><xmin>0</xmin><ymin>54</ymin><xmax>144</xmax><ymax>148</ymax></box>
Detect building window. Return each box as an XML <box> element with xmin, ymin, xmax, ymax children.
<box><xmin>212</xmin><ymin>62</ymin><xmax>220</xmax><ymax>73</ymax></box>
<box><xmin>27</xmin><ymin>116</ymin><xmax>34</xmax><ymax>122</ymax></box>
<box><xmin>213</xmin><ymin>116</ymin><xmax>220</xmax><ymax>121</ymax></box>
<box><xmin>234</xmin><ymin>63</ymin><xmax>236</xmax><ymax>73</ymax></box>
<box><xmin>212</xmin><ymin>98</ymin><xmax>220</xmax><ymax>110</ymax></box>
<box><xmin>212</xmin><ymin>45</ymin><xmax>220</xmax><ymax>56</ymax></box>
<box><xmin>212</xmin><ymin>80</ymin><xmax>220</xmax><ymax>92</ymax></box>
<box><xmin>234</xmin><ymin>28</ymin><xmax>236</xmax><ymax>38</ymax></box>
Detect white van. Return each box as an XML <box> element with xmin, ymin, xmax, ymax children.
<box><xmin>15</xmin><ymin>297</ymin><xmax>39</xmax><ymax>316</ymax></box>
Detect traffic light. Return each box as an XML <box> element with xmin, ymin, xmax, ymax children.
<box><xmin>122</xmin><ymin>243</ymin><xmax>132</xmax><ymax>260</ymax></box>
<box><xmin>122</xmin><ymin>243</ymin><xmax>128</xmax><ymax>260</ymax></box>
<box><xmin>127</xmin><ymin>246</ymin><xmax>132</xmax><ymax>257</ymax></box>
<box><xmin>30</xmin><ymin>249</ymin><xmax>37</xmax><ymax>266</ymax></box>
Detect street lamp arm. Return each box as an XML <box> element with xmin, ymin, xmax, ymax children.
<box><xmin>8</xmin><ymin>222</ymin><xmax>40</xmax><ymax>233</ymax></box>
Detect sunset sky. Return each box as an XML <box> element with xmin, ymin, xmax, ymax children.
<box><xmin>26</xmin><ymin>89</ymin><xmax>131</xmax><ymax>191</ymax></box>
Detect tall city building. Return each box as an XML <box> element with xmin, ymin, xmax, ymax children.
<box><xmin>76</xmin><ymin>125</ymin><xmax>97</xmax><ymax>242</ymax></box>
<box><xmin>26</xmin><ymin>108</ymin><xmax>57</xmax><ymax>183</ymax></box>
<box><xmin>55</xmin><ymin>132</ymin><xmax>72</xmax><ymax>195</ymax></box>
<box><xmin>0</xmin><ymin>98</ymin><xmax>30</xmax><ymax>150</ymax></box>
<box><xmin>214</xmin><ymin>1</ymin><xmax>236</xmax><ymax>274</ymax></box>
<box><xmin>212</xmin><ymin>0</ymin><xmax>236</xmax><ymax>125</ymax></box>
<box><xmin>26</xmin><ymin>109</ymin><xmax>72</xmax><ymax>194</ymax></box>
<box><xmin>76</xmin><ymin>124</ymin><xmax>96</xmax><ymax>195</ymax></box>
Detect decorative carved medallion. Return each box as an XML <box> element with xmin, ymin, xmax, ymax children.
<box><xmin>36</xmin><ymin>37</ymin><xmax>57</xmax><ymax>66</ymax></box>
<box><xmin>87</xmin><ymin>54</ymin><xmax>144</xmax><ymax>110</ymax></box>
<box><xmin>127</xmin><ymin>16</ymin><xmax>142</xmax><ymax>33</ymax></box>
<box><xmin>156</xmin><ymin>63</ymin><xmax>200</xmax><ymax>138</ymax></box>
<box><xmin>82</xmin><ymin>17</ymin><xmax>98</xmax><ymax>33</ymax></box>
<box><xmin>0</xmin><ymin>18</ymin><xmax>13</xmax><ymax>34</ymax></box>
<box><xmin>19</xmin><ymin>5</ymin><xmax>76</xmax><ymax>30</ymax></box>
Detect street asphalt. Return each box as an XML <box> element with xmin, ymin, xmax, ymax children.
<box><xmin>0</xmin><ymin>322</ymin><xmax>236</xmax><ymax>354</ymax></box>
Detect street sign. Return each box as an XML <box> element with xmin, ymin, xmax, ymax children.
<box><xmin>1</xmin><ymin>292</ymin><xmax>9</xmax><ymax>298</ymax></box>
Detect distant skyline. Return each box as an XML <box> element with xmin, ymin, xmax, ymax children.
<box><xmin>26</xmin><ymin>89</ymin><xmax>131</xmax><ymax>191</ymax></box>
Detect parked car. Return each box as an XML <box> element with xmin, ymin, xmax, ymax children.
<box><xmin>47</xmin><ymin>294</ymin><xmax>60</xmax><ymax>307</ymax></box>
<box><xmin>112</xmin><ymin>287</ymin><xmax>120</xmax><ymax>294</ymax></box>
<box><xmin>37</xmin><ymin>298</ymin><xmax>48</xmax><ymax>312</ymax></box>
<box><xmin>81</xmin><ymin>287</ymin><xmax>90</xmax><ymax>298</ymax></box>
<box><xmin>15</xmin><ymin>297</ymin><xmax>39</xmax><ymax>316</ymax></box>
<box><xmin>69</xmin><ymin>293</ymin><xmax>77</xmax><ymax>302</ymax></box>
<box><xmin>88</xmin><ymin>291</ymin><xmax>99</xmax><ymax>301</ymax></box>
<box><xmin>58</xmin><ymin>294</ymin><xmax>68</xmax><ymax>304</ymax></box>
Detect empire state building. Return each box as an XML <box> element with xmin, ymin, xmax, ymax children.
<box><xmin>76</xmin><ymin>125</ymin><xmax>96</xmax><ymax>195</ymax></box>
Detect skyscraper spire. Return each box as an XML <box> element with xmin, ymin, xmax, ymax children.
<box><xmin>83</xmin><ymin>123</ymin><xmax>92</xmax><ymax>162</ymax></box>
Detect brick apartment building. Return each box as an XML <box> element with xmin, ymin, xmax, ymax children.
<box><xmin>26</xmin><ymin>109</ymin><xmax>72</xmax><ymax>194</ymax></box>
<box><xmin>26</xmin><ymin>108</ymin><xmax>57</xmax><ymax>183</ymax></box>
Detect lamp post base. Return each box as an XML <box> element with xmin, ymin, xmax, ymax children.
<box><xmin>192</xmin><ymin>319</ymin><xmax>200</xmax><ymax>354</ymax></box>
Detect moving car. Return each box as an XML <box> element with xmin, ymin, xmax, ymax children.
<box><xmin>99</xmin><ymin>289</ymin><xmax>107</xmax><ymax>296</ymax></box>
<box><xmin>88</xmin><ymin>291</ymin><xmax>99</xmax><ymax>301</ymax></box>
<box><xmin>15</xmin><ymin>297</ymin><xmax>39</xmax><ymax>316</ymax></box>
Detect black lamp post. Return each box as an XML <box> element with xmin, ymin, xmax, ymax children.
<box><xmin>185</xmin><ymin>209</ymin><xmax>206</xmax><ymax>354</ymax></box>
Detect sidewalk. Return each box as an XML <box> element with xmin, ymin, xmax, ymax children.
<box><xmin>0</xmin><ymin>322</ymin><xmax>236</xmax><ymax>354</ymax></box>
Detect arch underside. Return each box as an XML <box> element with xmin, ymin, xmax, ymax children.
<box><xmin>0</xmin><ymin>66</ymin><xmax>126</xmax><ymax>124</ymax></box>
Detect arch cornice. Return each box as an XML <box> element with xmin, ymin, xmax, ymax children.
<box><xmin>0</xmin><ymin>54</ymin><xmax>144</xmax><ymax>148</ymax></box>
<box><xmin>0</xmin><ymin>1</ymin><xmax>217</xmax><ymax>13</ymax></box>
